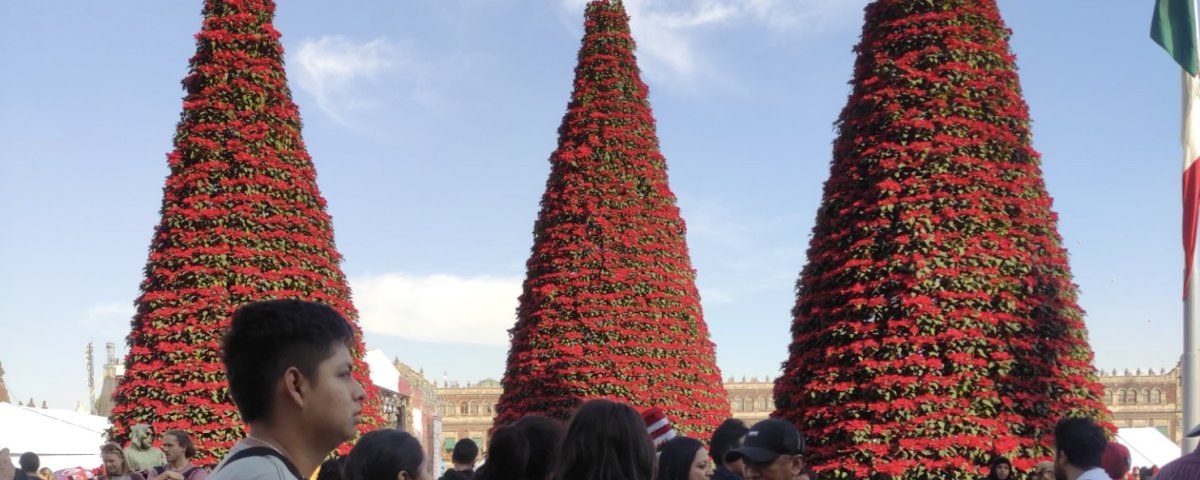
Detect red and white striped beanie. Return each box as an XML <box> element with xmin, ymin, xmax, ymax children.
<box><xmin>641</xmin><ymin>406</ymin><xmax>677</xmax><ymax>449</ymax></box>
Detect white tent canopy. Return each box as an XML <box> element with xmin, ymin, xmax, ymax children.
<box><xmin>1116</xmin><ymin>427</ymin><xmax>1182</xmax><ymax>468</ymax></box>
<box><xmin>0</xmin><ymin>402</ymin><xmax>110</xmax><ymax>471</ymax></box>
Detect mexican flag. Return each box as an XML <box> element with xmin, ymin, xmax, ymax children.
<box><xmin>1153</xmin><ymin>0</ymin><xmax>1200</xmax><ymax>294</ymax></box>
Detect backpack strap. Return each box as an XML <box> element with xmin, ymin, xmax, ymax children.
<box><xmin>224</xmin><ymin>446</ymin><xmax>303</xmax><ymax>480</ymax></box>
<box><xmin>181</xmin><ymin>466</ymin><xmax>202</xmax><ymax>480</ymax></box>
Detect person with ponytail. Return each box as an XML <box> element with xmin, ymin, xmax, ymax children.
<box><xmin>342</xmin><ymin>429</ymin><xmax>430</xmax><ymax>480</ymax></box>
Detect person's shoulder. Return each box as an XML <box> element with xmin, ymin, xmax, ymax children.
<box><xmin>210</xmin><ymin>455</ymin><xmax>292</xmax><ymax>480</ymax></box>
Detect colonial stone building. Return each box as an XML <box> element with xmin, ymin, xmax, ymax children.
<box><xmin>435</xmin><ymin>365</ymin><xmax>1190</xmax><ymax>457</ymax></box>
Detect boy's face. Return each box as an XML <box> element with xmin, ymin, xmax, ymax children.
<box><xmin>302</xmin><ymin>343</ymin><xmax>366</xmax><ymax>444</ymax></box>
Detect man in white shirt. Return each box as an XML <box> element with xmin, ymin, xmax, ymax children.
<box><xmin>1052</xmin><ymin>417</ymin><xmax>1109</xmax><ymax>480</ymax></box>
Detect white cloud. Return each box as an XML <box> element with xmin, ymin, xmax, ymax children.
<box><xmin>351</xmin><ymin>273</ymin><xmax>522</xmax><ymax>345</ymax></box>
<box><xmin>82</xmin><ymin>301</ymin><xmax>135</xmax><ymax>332</ymax></box>
<box><xmin>290</xmin><ymin>36</ymin><xmax>401</xmax><ymax>125</ymax></box>
<box><xmin>558</xmin><ymin>0</ymin><xmax>867</xmax><ymax>90</ymax></box>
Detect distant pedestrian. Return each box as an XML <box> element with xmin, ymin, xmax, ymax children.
<box><xmin>208</xmin><ymin>300</ymin><xmax>368</xmax><ymax>480</ymax></box>
<box><xmin>342</xmin><ymin>429</ymin><xmax>430</xmax><ymax>480</ymax></box>
<box><xmin>1153</xmin><ymin>423</ymin><xmax>1200</xmax><ymax>480</ymax></box>
<box><xmin>985</xmin><ymin>456</ymin><xmax>1013</xmax><ymax>480</ymax></box>
<box><xmin>475</xmin><ymin>415</ymin><xmax>564</xmax><ymax>480</ymax></box>
<box><xmin>102</xmin><ymin>443</ymin><xmax>146</xmax><ymax>480</ymax></box>
<box><xmin>1</xmin><ymin>448</ymin><xmax>14</xmax><ymax>480</ymax></box>
<box><xmin>555</xmin><ymin>399</ymin><xmax>655</xmax><ymax>480</ymax></box>
<box><xmin>709</xmin><ymin>419</ymin><xmax>748</xmax><ymax>480</ymax></box>
<box><xmin>1099</xmin><ymin>442</ymin><xmax>1130</xmax><ymax>480</ymax></box>
<box><xmin>657</xmin><ymin>437</ymin><xmax>713</xmax><ymax>480</ymax></box>
<box><xmin>1051</xmin><ymin>417</ymin><xmax>1107</xmax><ymax>480</ymax></box>
<box><xmin>438</xmin><ymin>439</ymin><xmax>478</xmax><ymax>480</ymax></box>
<box><xmin>146</xmin><ymin>430</ymin><xmax>207</xmax><ymax>480</ymax></box>
<box><xmin>1032</xmin><ymin>461</ymin><xmax>1054</xmax><ymax>480</ymax></box>
<box><xmin>15</xmin><ymin>452</ymin><xmax>41</xmax><ymax>480</ymax></box>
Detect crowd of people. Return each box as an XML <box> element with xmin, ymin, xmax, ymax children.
<box><xmin>5</xmin><ymin>299</ymin><xmax>1200</xmax><ymax>480</ymax></box>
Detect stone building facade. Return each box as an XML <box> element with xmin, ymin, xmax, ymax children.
<box><xmin>435</xmin><ymin>366</ymin><xmax>1190</xmax><ymax>457</ymax></box>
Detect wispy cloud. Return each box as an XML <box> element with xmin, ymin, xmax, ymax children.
<box><xmin>351</xmin><ymin>273</ymin><xmax>521</xmax><ymax>345</ymax></box>
<box><xmin>559</xmin><ymin>0</ymin><xmax>866</xmax><ymax>91</ymax></box>
<box><xmin>290</xmin><ymin>36</ymin><xmax>402</xmax><ymax>125</ymax></box>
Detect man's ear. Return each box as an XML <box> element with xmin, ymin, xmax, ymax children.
<box><xmin>398</xmin><ymin>470</ymin><xmax>412</xmax><ymax>480</ymax></box>
<box><xmin>791</xmin><ymin>455</ymin><xmax>804</xmax><ymax>476</ymax></box>
<box><xmin>282</xmin><ymin>366</ymin><xmax>307</xmax><ymax>407</ymax></box>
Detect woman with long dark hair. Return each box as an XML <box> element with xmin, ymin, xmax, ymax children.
<box><xmin>657</xmin><ymin>437</ymin><xmax>713</xmax><ymax>480</ymax></box>
<box><xmin>555</xmin><ymin>399</ymin><xmax>655</xmax><ymax>480</ymax></box>
<box><xmin>476</xmin><ymin>415</ymin><xmax>565</xmax><ymax>480</ymax></box>
<box><xmin>343</xmin><ymin>429</ymin><xmax>430</xmax><ymax>480</ymax></box>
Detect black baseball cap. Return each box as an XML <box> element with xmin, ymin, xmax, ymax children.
<box><xmin>724</xmin><ymin>418</ymin><xmax>805</xmax><ymax>464</ymax></box>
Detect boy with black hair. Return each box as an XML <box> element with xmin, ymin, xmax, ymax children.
<box><xmin>1052</xmin><ymin>417</ymin><xmax>1108</xmax><ymax>480</ymax></box>
<box><xmin>439</xmin><ymin>439</ymin><xmax>478</xmax><ymax>480</ymax></box>
<box><xmin>208</xmin><ymin>299</ymin><xmax>366</xmax><ymax>480</ymax></box>
<box><xmin>710</xmin><ymin>418</ymin><xmax>748</xmax><ymax>480</ymax></box>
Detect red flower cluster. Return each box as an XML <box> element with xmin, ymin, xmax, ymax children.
<box><xmin>493</xmin><ymin>0</ymin><xmax>729</xmax><ymax>436</ymax></box>
<box><xmin>774</xmin><ymin>1</ymin><xmax>1110</xmax><ymax>478</ymax></box>
<box><xmin>108</xmin><ymin>0</ymin><xmax>382</xmax><ymax>466</ymax></box>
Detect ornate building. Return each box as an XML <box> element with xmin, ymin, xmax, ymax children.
<box><xmin>437</xmin><ymin>379</ymin><xmax>502</xmax><ymax>463</ymax></box>
<box><xmin>1097</xmin><ymin>366</ymin><xmax>1182</xmax><ymax>441</ymax></box>
<box><xmin>436</xmin><ymin>366</ymin><xmax>1190</xmax><ymax>455</ymax></box>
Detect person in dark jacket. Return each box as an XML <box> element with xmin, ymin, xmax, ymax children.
<box><xmin>709</xmin><ymin>419</ymin><xmax>748</xmax><ymax>480</ymax></box>
<box><xmin>439</xmin><ymin>439</ymin><xmax>478</xmax><ymax>480</ymax></box>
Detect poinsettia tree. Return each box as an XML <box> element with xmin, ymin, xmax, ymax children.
<box><xmin>494</xmin><ymin>0</ymin><xmax>729</xmax><ymax>436</ymax></box>
<box><xmin>773</xmin><ymin>1</ymin><xmax>1110</xmax><ymax>478</ymax></box>
<box><xmin>108</xmin><ymin>0</ymin><xmax>382</xmax><ymax>465</ymax></box>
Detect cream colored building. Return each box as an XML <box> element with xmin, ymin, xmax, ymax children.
<box><xmin>435</xmin><ymin>365</ymin><xmax>1190</xmax><ymax>456</ymax></box>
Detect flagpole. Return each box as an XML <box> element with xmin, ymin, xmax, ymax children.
<box><xmin>1184</xmin><ymin>0</ymin><xmax>1200</xmax><ymax>451</ymax></box>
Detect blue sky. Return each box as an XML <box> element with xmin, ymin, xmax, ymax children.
<box><xmin>0</xmin><ymin>0</ymin><xmax>1182</xmax><ymax>410</ymax></box>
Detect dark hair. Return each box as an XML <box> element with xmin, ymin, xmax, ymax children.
<box><xmin>1054</xmin><ymin>417</ymin><xmax>1107</xmax><ymax>469</ymax></box>
<box><xmin>556</xmin><ymin>399</ymin><xmax>655</xmax><ymax>480</ymax></box>
<box><xmin>657</xmin><ymin>437</ymin><xmax>705</xmax><ymax>480</ymax></box>
<box><xmin>164</xmin><ymin>429</ymin><xmax>197</xmax><ymax>459</ymax></box>
<box><xmin>986</xmin><ymin>455</ymin><xmax>1012</xmax><ymax>480</ymax></box>
<box><xmin>222</xmin><ymin>299</ymin><xmax>354</xmax><ymax>423</ymax></box>
<box><xmin>710</xmin><ymin>418</ymin><xmax>748</xmax><ymax>467</ymax></box>
<box><xmin>477</xmin><ymin>415</ymin><xmax>566</xmax><ymax>480</ymax></box>
<box><xmin>343</xmin><ymin>429</ymin><xmax>425</xmax><ymax>480</ymax></box>
<box><xmin>19</xmin><ymin>452</ymin><xmax>39</xmax><ymax>472</ymax></box>
<box><xmin>452</xmin><ymin>438</ymin><xmax>480</xmax><ymax>465</ymax></box>
<box><xmin>316</xmin><ymin>458</ymin><xmax>346</xmax><ymax>480</ymax></box>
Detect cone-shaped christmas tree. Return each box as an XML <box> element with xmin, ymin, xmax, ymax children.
<box><xmin>108</xmin><ymin>0</ymin><xmax>381</xmax><ymax>465</ymax></box>
<box><xmin>774</xmin><ymin>1</ymin><xmax>1109</xmax><ymax>478</ymax></box>
<box><xmin>494</xmin><ymin>0</ymin><xmax>728</xmax><ymax>436</ymax></box>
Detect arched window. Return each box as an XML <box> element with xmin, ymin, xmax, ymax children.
<box><xmin>1141</xmin><ymin>389</ymin><xmax>1151</xmax><ymax>404</ymax></box>
<box><xmin>759</xmin><ymin>396</ymin><xmax>769</xmax><ymax>410</ymax></box>
<box><xmin>1104</xmin><ymin>390</ymin><xmax>1113</xmax><ymax>405</ymax></box>
<box><xmin>470</xmin><ymin>401</ymin><xmax>480</xmax><ymax>415</ymax></box>
<box><xmin>1152</xmin><ymin>389</ymin><xmax>1163</xmax><ymax>404</ymax></box>
<box><xmin>1117</xmin><ymin>390</ymin><xmax>1127</xmax><ymax>405</ymax></box>
<box><xmin>1128</xmin><ymin>390</ymin><xmax>1138</xmax><ymax>405</ymax></box>
<box><xmin>734</xmin><ymin>397</ymin><xmax>744</xmax><ymax>412</ymax></box>
<box><xmin>460</xmin><ymin>401</ymin><xmax>469</xmax><ymax>415</ymax></box>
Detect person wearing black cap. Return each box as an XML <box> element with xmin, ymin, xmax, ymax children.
<box><xmin>723</xmin><ymin>419</ymin><xmax>805</xmax><ymax>480</ymax></box>
<box><xmin>1154</xmin><ymin>423</ymin><xmax>1200</xmax><ymax>480</ymax></box>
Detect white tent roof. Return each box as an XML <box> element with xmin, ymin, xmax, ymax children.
<box><xmin>364</xmin><ymin>349</ymin><xmax>400</xmax><ymax>394</ymax></box>
<box><xmin>0</xmin><ymin>402</ymin><xmax>109</xmax><ymax>471</ymax></box>
<box><xmin>1116</xmin><ymin>427</ymin><xmax>1182</xmax><ymax>467</ymax></box>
